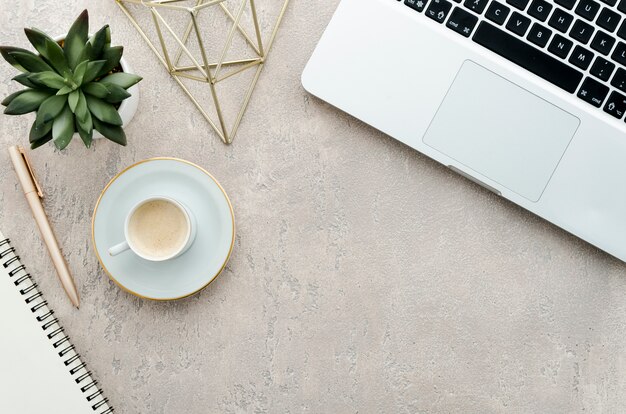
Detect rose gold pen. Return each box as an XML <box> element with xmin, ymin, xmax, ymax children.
<box><xmin>8</xmin><ymin>146</ymin><xmax>80</xmax><ymax>308</ymax></box>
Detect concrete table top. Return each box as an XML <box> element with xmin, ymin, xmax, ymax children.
<box><xmin>1</xmin><ymin>1</ymin><xmax>625</xmax><ymax>412</ymax></box>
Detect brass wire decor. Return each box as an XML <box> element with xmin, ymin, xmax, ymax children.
<box><xmin>115</xmin><ymin>0</ymin><xmax>291</xmax><ymax>144</ymax></box>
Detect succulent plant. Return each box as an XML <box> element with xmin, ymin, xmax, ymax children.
<box><xmin>0</xmin><ymin>10</ymin><xmax>142</xmax><ymax>150</ymax></box>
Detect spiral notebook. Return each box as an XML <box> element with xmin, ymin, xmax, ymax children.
<box><xmin>0</xmin><ymin>231</ymin><xmax>113</xmax><ymax>414</ymax></box>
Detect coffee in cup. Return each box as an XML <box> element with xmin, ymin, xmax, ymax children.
<box><xmin>108</xmin><ymin>196</ymin><xmax>196</xmax><ymax>261</ymax></box>
<box><xmin>128</xmin><ymin>199</ymin><xmax>188</xmax><ymax>259</ymax></box>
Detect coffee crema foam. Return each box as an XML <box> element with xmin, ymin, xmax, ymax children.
<box><xmin>128</xmin><ymin>200</ymin><xmax>188</xmax><ymax>258</ymax></box>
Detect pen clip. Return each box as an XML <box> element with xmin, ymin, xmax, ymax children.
<box><xmin>18</xmin><ymin>146</ymin><xmax>43</xmax><ymax>198</ymax></box>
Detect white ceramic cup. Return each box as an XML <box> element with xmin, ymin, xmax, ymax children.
<box><xmin>108</xmin><ymin>196</ymin><xmax>197</xmax><ymax>262</ymax></box>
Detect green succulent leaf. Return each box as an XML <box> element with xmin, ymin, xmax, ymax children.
<box><xmin>75</xmin><ymin>90</ymin><xmax>88</xmax><ymax>122</ymax></box>
<box><xmin>86</xmin><ymin>25</ymin><xmax>108</xmax><ymax>60</ymax></box>
<box><xmin>77</xmin><ymin>101</ymin><xmax>92</xmax><ymax>130</ymax></box>
<box><xmin>97</xmin><ymin>46</ymin><xmax>123</xmax><ymax>77</ymax></box>
<box><xmin>0</xmin><ymin>46</ymin><xmax>31</xmax><ymax>72</ymax></box>
<box><xmin>80</xmin><ymin>43</ymin><xmax>93</xmax><ymax>65</ymax></box>
<box><xmin>12</xmin><ymin>73</ymin><xmax>38</xmax><ymax>88</ymax></box>
<box><xmin>30</xmin><ymin>119</ymin><xmax>53</xmax><ymax>142</ymax></box>
<box><xmin>77</xmin><ymin>123</ymin><xmax>93</xmax><ymax>148</ymax></box>
<box><xmin>30</xmin><ymin>132</ymin><xmax>53</xmax><ymax>150</ymax></box>
<box><xmin>68</xmin><ymin>90</ymin><xmax>80</xmax><ymax>113</ymax></box>
<box><xmin>56</xmin><ymin>85</ymin><xmax>74</xmax><ymax>95</ymax></box>
<box><xmin>52</xmin><ymin>104</ymin><xmax>74</xmax><ymax>149</ymax></box>
<box><xmin>2</xmin><ymin>90</ymin><xmax>26</xmax><ymax>106</ymax></box>
<box><xmin>93</xmin><ymin>117</ymin><xmax>126</xmax><ymax>146</ymax></box>
<box><xmin>82</xmin><ymin>81</ymin><xmax>109</xmax><ymax>98</ymax></box>
<box><xmin>24</xmin><ymin>28</ymin><xmax>52</xmax><ymax>55</ymax></box>
<box><xmin>36</xmin><ymin>94</ymin><xmax>67</xmax><ymax>126</ymax></box>
<box><xmin>100</xmin><ymin>72</ymin><xmax>142</xmax><ymax>90</ymax></box>
<box><xmin>102</xmin><ymin>83</ymin><xmax>131</xmax><ymax>103</ymax></box>
<box><xmin>76</xmin><ymin>112</ymin><xmax>93</xmax><ymax>148</ymax></box>
<box><xmin>44</xmin><ymin>39</ymin><xmax>70</xmax><ymax>75</ymax></box>
<box><xmin>28</xmin><ymin>71</ymin><xmax>66</xmax><ymax>89</ymax></box>
<box><xmin>104</xmin><ymin>26</ymin><xmax>111</xmax><ymax>48</ymax></box>
<box><xmin>85</xmin><ymin>95</ymin><xmax>122</xmax><ymax>125</ymax></box>
<box><xmin>73</xmin><ymin>60</ymin><xmax>88</xmax><ymax>85</ymax></box>
<box><xmin>24</xmin><ymin>28</ymin><xmax>69</xmax><ymax>75</ymax></box>
<box><xmin>4</xmin><ymin>89</ymin><xmax>53</xmax><ymax>115</ymax></box>
<box><xmin>82</xmin><ymin>60</ymin><xmax>106</xmax><ymax>84</ymax></box>
<box><xmin>7</xmin><ymin>50</ymin><xmax>54</xmax><ymax>73</ymax></box>
<box><xmin>64</xmin><ymin>10</ymin><xmax>89</xmax><ymax>69</ymax></box>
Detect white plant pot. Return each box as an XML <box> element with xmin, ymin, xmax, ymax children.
<box><xmin>53</xmin><ymin>35</ymin><xmax>139</xmax><ymax>140</ymax></box>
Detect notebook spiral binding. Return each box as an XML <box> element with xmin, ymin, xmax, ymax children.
<box><xmin>0</xmin><ymin>238</ymin><xmax>114</xmax><ymax>414</ymax></box>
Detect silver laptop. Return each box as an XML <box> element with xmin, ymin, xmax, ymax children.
<box><xmin>302</xmin><ymin>0</ymin><xmax>626</xmax><ymax>261</ymax></box>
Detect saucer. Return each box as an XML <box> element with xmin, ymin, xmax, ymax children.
<box><xmin>92</xmin><ymin>158</ymin><xmax>235</xmax><ymax>300</ymax></box>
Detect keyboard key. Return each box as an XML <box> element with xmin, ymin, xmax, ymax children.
<box><xmin>590</xmin><ymin>57</ymin><xmax>615</xmax><ymax>81</ymax></box>
<box><xmin>506</xmin><ymin>11</ymin><xmax>532</xmax><ymax>35</ymax></box>
<box><xmin>556</xmin><ymin>0</ymin><xmax>577</xmax><ymax>9</ymax></box>
<box><xmin>426</xmin><ymin>0</ymin><xmax>453</xmax><ymax>22</ymax></box>
<box><xmin>577</xmin><ymin>77</ymin><xmax>609</xmax><ymax>107</ymax></box>
<box><xmin>506</xmin><ymin>0</ymin><xmax>530</xmax><ymax>10</ymax></box>
<box><xmin>528</xmin><ymin>0</ymin><xmax>552</xmax><ymax>21</ymax></box>
<box><xmin>618</xmin><ymin>0</ymin><xmax>626</xmax><ymax>13</ymax></box>
<box><xmin>604</xmin><ymin>91</ymin><xmax>626</xmax><ymax>119</ymax></box>
<box><xmin>405</xmin><ymin>0</ymin><xmax>429</xmax><ymax>12</ymax></box>
<box><xmin>617</xmin><ymin>20</ymin><xmax>626</xmax><ymax>40</ymax></box>
<box><xmin>575</xmin><ymin>0</ymin><xmax>601</xmax><ymax>21</ymax></box>
<box><xmin>549</xmin><ymin>8</ymin><xmax>574</xmax><ymax>33</ymax></box>
<box><xmin>600</xmin><ymin>0</ymin><xmax>618</xmax><ymax>6</ymax></box>
<box><xmin>528</xmin><ymin>23</ymin><xmax>553</xmax><ymax>47</ymax></box>
<box><xmin>570</xmin><ymin>19</ymin><xmax>595</xmax><ymax>44</ymax></box>
<box><xmin>472</xmin><ymin>22</ymin><xmax>584</xmax><ymax>93</ymax></box>
<box><xmin>569</xmin><ymin>45</ymin><xmax>595</xmax><ymax>69</ymax></box>
<box><xmin>611</xmin><ymin>67</ymin><xmax>626</xmax><ymax>92</ymax></box>
<box><xmin>447</xmin><ymin>7</ymin><xmax>479</xmax><ymax>36</ymax></box>
<box><xmin>612</xmin><ymin>42</ymin><xmax>626</xmax><ymax>66</ymax></box>
<box><xmin>597</xmin><ymin>8</ymin><xmax>620</xmax><ymax>32</ymax></box>
<box><xmin>463</xmin><ymin>0</ymin><xmax>489</xmax><ymax>14</ymax></box>
<box><xmin>485</xmin><ymin>1</ymin><xmax>510</xmax><ymax>24</ymax></box>
<box><xmin>548</xmin><ymin>34</ymin><xmax>574</xmax><ymax>58</ymax></box>
<box><xmin>591</xmin><ymin>31</ymin><xmax>616</xmax><ymax>55</ymax></box>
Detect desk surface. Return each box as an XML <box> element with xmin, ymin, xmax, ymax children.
<box><xmin>1</xmin><ymin>1</ymin><xmax>625</xmax><ymax>412</ymax></box>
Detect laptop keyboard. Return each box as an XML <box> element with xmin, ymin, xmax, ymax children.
<box><xmin>401</xmin><ymin>0</ymin><xmax>626</xmax><ymax>121</ymax></box>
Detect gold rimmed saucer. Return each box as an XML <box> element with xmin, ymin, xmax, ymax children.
<box><xmin>92</xmin><ymin>158</ymin><xmax>235</xmax><ymax>300</ymax></box>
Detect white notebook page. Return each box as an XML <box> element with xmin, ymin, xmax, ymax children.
<box><xmin>0</xmin><ymin>231</ymin><xmax>110</xmax><ymax>413</ymax></box>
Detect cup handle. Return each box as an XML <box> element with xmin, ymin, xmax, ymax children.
<box><xmin>108</xmin><ymin>241</ymin><xmax>130</xmax><ymax>256</ymax></box>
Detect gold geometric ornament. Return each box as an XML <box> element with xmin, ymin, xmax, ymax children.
<box><xmin>115</xmin><ymin>0</ymin><xmax>291</xmax><ymax>144</ymax></box>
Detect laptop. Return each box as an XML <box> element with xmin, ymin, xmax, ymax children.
<box><xmin>302</xmin><ymin>0</ymin><xmax>626</xmax><ymax>262</ymax></box>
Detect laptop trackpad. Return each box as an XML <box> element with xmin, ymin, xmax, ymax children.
<box><xmin>423</xmin><ymin>61</ymin><xmax>580</xmax><ymax>202</ymax></box>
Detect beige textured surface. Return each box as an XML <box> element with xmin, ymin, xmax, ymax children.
<box><xmin>1</xmin><ymin>1</ymin><xmax>626</xmax><ymax>413</ymax></box>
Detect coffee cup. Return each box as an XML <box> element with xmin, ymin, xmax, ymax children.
<box><xmin>108</xmin><ymin>196</ymin><xmax>197</xmax><ymax>262</ymax></box>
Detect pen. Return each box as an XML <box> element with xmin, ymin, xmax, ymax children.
<box><xmin>8</xmin><ymin>146</ymin><xmax>80</xmax><ymax>308</ymax></box>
